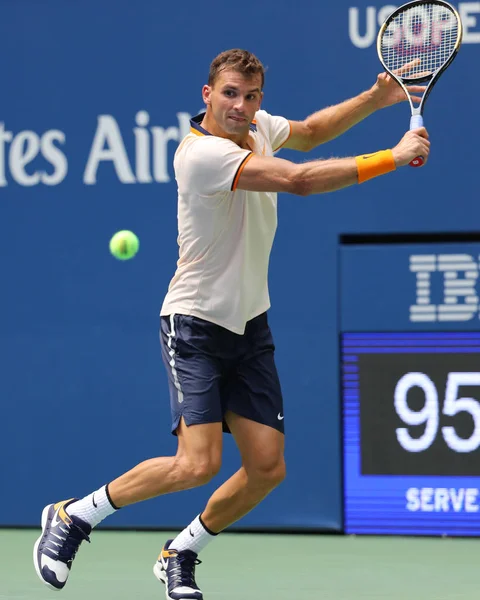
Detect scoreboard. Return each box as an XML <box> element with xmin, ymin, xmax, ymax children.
<box><xmin>340</xmin><ymin>238</ymin><xmax>480</xmax><ymax>536</ymax></box>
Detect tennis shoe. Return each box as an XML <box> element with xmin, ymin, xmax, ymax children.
<box><xmin>33</xmin><ymin>499</ymin><xmax>91</xmax><ymax>590</ymax></box>
<box><xmin>153</xmin><ymin>539</ymin><xmax>203</xmax><ymax>600</ymax></box>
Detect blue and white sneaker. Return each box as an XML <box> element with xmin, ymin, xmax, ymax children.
<box><xmin>153</xmin><ymin>539</ymin><xmax>203</xmax><ymax>600</ymax></box>
<box><xmin>33</xmin><ymin>498</ymin><xmax>91</xmax><ymax>590</ymax></box>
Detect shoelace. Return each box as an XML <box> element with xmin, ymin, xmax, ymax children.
<box><xmin>169</xmin><ymin>551</ymin><xmax>202</xmax><ymax>589</ymax></box>
<box><xmin>57</xmin><ymin>522</ymin><xmax>91</xmax><ymax>565</ymax></box>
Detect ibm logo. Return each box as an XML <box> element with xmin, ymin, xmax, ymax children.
<box><xmin>410</xmin><ymin>254</ymin><xmax>480</xmax><ymax>322</ymax></box>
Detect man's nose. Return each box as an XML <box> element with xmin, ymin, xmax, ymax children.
<box><xmin>233</xmin><ymin>98</ymin><xmax>245</xmax><ymax>112</ymax></box>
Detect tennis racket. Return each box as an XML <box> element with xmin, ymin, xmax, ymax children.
<box><xmin>377</xmin><ymin>0</ymin><xmax>462</xmax><ymax>167</ymax></box>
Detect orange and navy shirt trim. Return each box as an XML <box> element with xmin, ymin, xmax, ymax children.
<box><xmin>273</xmin><ymin>120</ymin><xmax>292</xmax><ymax>152</ymax></box>
<box><xmin>231</xmin><ymin>153</ymin><xmax>253</xmax><ymax>191</ymax></box>
<box><xmin>190</xmin><ymin>113</ymin><xmax>257</xmax><ymax>135</ymax></box>
<box><xmin>190</xmin><ymin>114</ymin><xmax>211</xmax><ymax>136</ymax></box>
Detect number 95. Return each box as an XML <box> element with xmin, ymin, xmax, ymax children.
<box><xmin>394</xmin><ymin>372</ymin><xmax>480</xmax><ymax>453</ymax></box>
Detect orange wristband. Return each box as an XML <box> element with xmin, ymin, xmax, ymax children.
<box><xmin>355</xmin><ymin>150</ymin><xmax>396</xmax><ymax>184</ymax></box>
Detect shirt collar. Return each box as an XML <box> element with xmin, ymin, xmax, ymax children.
<box><xmin>189</xmin><ymin>113</ymin><xmax>258</xmax><ymax>136</ymax></box>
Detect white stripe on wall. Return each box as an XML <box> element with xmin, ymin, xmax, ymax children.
<box><xmin>167</xmin><ymin>314</ymin><xmax>184</xmax><ymax>404</ymax></box>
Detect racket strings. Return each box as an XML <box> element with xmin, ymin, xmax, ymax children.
<box><xmin>381</xmin><ymin>4</ymin><xmax>459</xmax><ymax>79</ymax></box>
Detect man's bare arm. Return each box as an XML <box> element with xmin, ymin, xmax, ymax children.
<box><xmin>285</xmin><ymin>90</ymin><xmax>379</xmax><ymax>152</ymax></box>
<box><xmin>237</xmin><ymin>128</ymin><xmax>430</xmax><ymax>195</ymax></box>
<box><xmin>237</xmin><ymin>154</ymin><xmax>358</xmax><ymax>195</ymax></box>
<box><xmin>284</xmin><ymin>67</ymin><xmax>426</xmax><ymax>152</ymax></box>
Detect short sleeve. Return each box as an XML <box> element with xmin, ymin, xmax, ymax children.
<box><xmin>179</xmin><ymin>136</ymin><xmax>252</xmax><ymax>196</ymax></box>
<box><xmin>255</xmin><ymin>110</ymin><xmax>292</xmax><ymax>153</ymax></box>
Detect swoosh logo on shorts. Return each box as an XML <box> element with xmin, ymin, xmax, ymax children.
<box><xmin>277</xmin><ymin>413</ymin><xmax>284</xmax><ymax>420</ymax></box>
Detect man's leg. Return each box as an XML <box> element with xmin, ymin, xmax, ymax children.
<box><xmin>200</xmin><ymin>412</ymin><xmax>286</xmax><ymax>533</ymax></box>
<box><xmin>33</xmin><ymin>419</ymin><xmax>223</xmax><ymax>591</ymax></box>
<box><xmin>34</xmin><ymin>312</ymin><xmax>227</xmax><ymax>593</ymax></box>
<box><xmin>171</xmin><ymin>312</ymin><xmax>286</xmax><ymax>540</ymax></box>
<box><xmin>107</xmin><ymin>418</ymin><xmax>223</xmax><ymax>506</ymax></box>
<box><xmin>154</xmin><ymin>413</ymin><xmax>284</xmax><ymax>600</ymax></box>
<box><xmin>168</xmin><ymin>413</ymin><xmax>285</xmax><ymax>555</ymax></box>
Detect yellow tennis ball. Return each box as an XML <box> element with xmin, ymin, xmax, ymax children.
<box><xmin>109</xmin><ymin>230</ymin><xmax>139</xmax><ymax>260</ymax></box>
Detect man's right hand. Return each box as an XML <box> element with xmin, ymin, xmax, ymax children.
<box><xmin>392</xmin><ymin>127</ymin><xmax>431</xmax><ymax>167</ymax></box>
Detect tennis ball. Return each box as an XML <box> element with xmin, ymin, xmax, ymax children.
<box><xmin>109</xmin><ymin>230</ymin><xmax>139</xmax><ymax>260</ymax></box>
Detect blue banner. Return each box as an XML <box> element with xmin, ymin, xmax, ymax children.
<box><xmin>1</xmin><ymin>0</ymin><xmax>479</xmax><ymax>531</ymax></box>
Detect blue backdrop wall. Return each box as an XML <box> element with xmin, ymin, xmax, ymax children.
<box><xmin>1</xmin><ymin>0</ymin><xmax>479</xmax><ymax>530</ymax></box>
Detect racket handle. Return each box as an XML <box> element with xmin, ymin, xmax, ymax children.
<box><xmin>409</xmin><ymin>115</ymin><xmax>424</xmax><ymax>167</ymax></box>
<box><xmin>410</xmin><ymin>115</ymin><xmax>424</xmax><ymax>129</ymax></box>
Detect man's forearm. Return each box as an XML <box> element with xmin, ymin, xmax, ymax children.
<box><xmin>295</xmin><ymin>149</ymin><xmax>396</xmax><ymax>195</ymax></box>
<box><xmin>296</xmin><ymin>157</ymin><xmax>358</xmax><ymax>195</ymax></box>
<box><xmin>304</xmin><ymin>89</ymin><xmax>379</xmax><ymax>149</ymax></box>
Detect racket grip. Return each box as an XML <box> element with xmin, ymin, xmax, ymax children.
<box><xmin>409</xmin><ymin>114</ymin><xmax>424</xmax><ymax>167</ymax></box>
<box><xmin>410</xmin><ymin>115</ymin><xmax>424</xmax><ymax>129</ymax></box>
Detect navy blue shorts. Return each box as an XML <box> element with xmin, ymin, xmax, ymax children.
<box><xmin>159</xmin><ymin>312</ymin><xmax>284</xmax><ymax>435</ymax></box>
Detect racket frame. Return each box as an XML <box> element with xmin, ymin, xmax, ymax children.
<box><xmin>376</xmin><ymin>0</ymin><xmax>463</xmax><ymax>126</ymax></box>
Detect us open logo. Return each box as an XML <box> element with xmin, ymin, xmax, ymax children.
<box><xmin>349</xmin><ymin>3</ymin><xmax>480</xmax><ymax>48</ymax></box>
<box><xmin>409</xmin><ymin>254</ymin><xmax>480</xmax><ymax>321</ymax></box>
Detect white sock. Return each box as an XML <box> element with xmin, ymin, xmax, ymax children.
<box><xmin>170</xmin><ymin>514</ymin><xmax>217</xmax><ymax>554</ymax></box>
<box><xmin>66</xmin><ymin>484</ymin><xmax>118</xmax><ymax>528</ymax></box>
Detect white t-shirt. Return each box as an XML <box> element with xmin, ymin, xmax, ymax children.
<box><xmin>161</xmin><ymin>109</ymin><xmax>291</xmax><ymax>335</ymax></box>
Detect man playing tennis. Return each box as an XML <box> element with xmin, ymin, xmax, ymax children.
<box><xmin>34</xmin><ymin>49</ymin><xmax>430</xmax><ymax>599</ymax></box>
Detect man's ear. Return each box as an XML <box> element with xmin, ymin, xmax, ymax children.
<box><xmin>202</xmin><ymin>84</ymin><xmax>212</xmax><ymax>106</ymax></box>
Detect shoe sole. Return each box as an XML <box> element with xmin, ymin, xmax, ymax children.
<box><xmin>153</xmin><ymin>560</ymin><xmax>172</xmax><ymax>599</ymax></box>
<box><xmin>33</xmin><ymin>504</ymin><xmax>60</xmax><ymax>591</ymax></box>
<box><xmin>153</xmin><ymin>560</ymin><xmax>202</xmax><ymax>600</ymax></box>
<box><xmin>153</xmin><ymin>560</ymin><xmax>167</xmax><ymax>585</ymax></box>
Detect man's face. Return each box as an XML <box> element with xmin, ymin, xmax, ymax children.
<box><xmin>203</xmin><ymin>70</ymin><xmax>263</xmax><ymax>136</ymax></box>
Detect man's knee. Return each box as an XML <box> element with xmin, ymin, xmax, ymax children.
<box><xmin>266</xmin><ymin>459</ymin><xmax>287</xmax><ymax>488</ymax></box>
<box><xmin>248</xmin><ymin>457</ymin><xmax>286</xmax><ymax>490</ymax></box>
<box><xmin>175</xmin><ymin>420</ymin><xmax>223</xmax><ymax>487</ymax></box>
<box><xmin>176</xmin><ymin>454</ymin><xmax>222</xmax><ymax>487</ymax></box>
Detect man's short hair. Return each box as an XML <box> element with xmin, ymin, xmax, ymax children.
<box><xmin>208</xmin><ymin>49</ymin><xmax>265</xmax><ymax>89</ymax></box>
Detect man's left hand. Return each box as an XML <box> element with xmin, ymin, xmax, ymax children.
<box><xmin>371</xmin><ymin>59</ymin><xmax>428</xmax><ymax>109</ymax></box>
